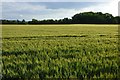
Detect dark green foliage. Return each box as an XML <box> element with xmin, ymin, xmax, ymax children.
<box><xmin>72</xmin><ymin>12</ymin><xmax>115</xmax><ymax>24</ymax></box>
<box><xmin>1</xmin><ymin>12</ymin><xmax>120</xmax><ymax>24</ymax></box>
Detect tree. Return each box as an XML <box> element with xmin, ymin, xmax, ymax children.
<box><xmin>32</xmin><ymin>19</ymin><xmax>38</xmax><ymax>22</ymax></box>
<box><xmin>114</xmin><ymin>16</ymin><xmax>120</xmax><ymax>24</ymax></box>
<box><xmin>1</xmin><ymin>12</ymin><xmax>120</xmax><ymax>24</ymax></box>
<box><xmin>72</xmin><ymin>12</ymin><xmax>116</xmax><ymax>24</ymax></box>
<box><xmin>22</xmin><ymin>19</ymin><xmax>26</xmax><ymax>24</ymax></box>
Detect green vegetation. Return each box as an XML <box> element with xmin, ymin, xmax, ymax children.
<box><xmin>2</xmin><ymin>24</ymin><xmax>119</xmax><ymax>79</ymax></box>
<box><xmin>1</xmin><ymin>12</ymin><xmax>120</xmax><ymax>24</ymax></box>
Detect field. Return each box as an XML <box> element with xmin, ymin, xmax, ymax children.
<box><xmin>2</xmin><ymin>24</ymin><xmax>119</xmax><ymax>79</ymax></box>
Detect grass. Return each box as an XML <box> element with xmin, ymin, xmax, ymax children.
<box><xmin>2</xmin><ymin>24</ymin><xmax>119</xmax><ymax>79</ymax></box>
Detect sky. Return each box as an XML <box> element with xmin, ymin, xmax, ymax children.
<box><xmin>1</xmin><ymin>0</ymin><xmax>119</xmax><ymax>21</ymax></box>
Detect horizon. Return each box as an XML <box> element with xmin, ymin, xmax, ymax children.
<box><xmin>1</xmin><ymin>11</ymin><xmax>118</xmax><ymax>21</ymax></box>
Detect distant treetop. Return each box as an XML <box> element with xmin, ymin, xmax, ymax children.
<box><xmin>1</xmin><ymin>12</ymin><xmax>120</xmax><ymax>24</ymax></box>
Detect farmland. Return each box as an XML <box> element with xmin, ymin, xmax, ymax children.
<box><xmin>2</xmin><ymin>24</ymin><xmax>119</xmax><ymax>79</ymax></box>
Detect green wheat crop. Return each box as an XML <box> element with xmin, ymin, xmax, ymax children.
<box><xmin>2</xmin><ymin>24</ymin><xmax>119</xmax><ymax>79</ymax></box>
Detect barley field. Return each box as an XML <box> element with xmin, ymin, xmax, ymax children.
<box><xmin>2</xmin><ymin>24</ymin><xmax>119</xmax><ymax>79</ymax></box>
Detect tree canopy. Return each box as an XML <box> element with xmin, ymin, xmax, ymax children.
<box><xmin>1</xmin><ymin>12</ymin><xmax>120</xmax><ymax>24</ymax></box>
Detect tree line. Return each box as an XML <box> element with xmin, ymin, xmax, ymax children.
<box><xmin>1</xmin><ymin>12</ymin><xmax>120</xmax><ymax>24</ymax></box>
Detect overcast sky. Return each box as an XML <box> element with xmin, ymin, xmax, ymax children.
<box><xmin>1</xmin><ymin>0</ymin><xmax>119</xmax><ymax>21</ymax></box>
